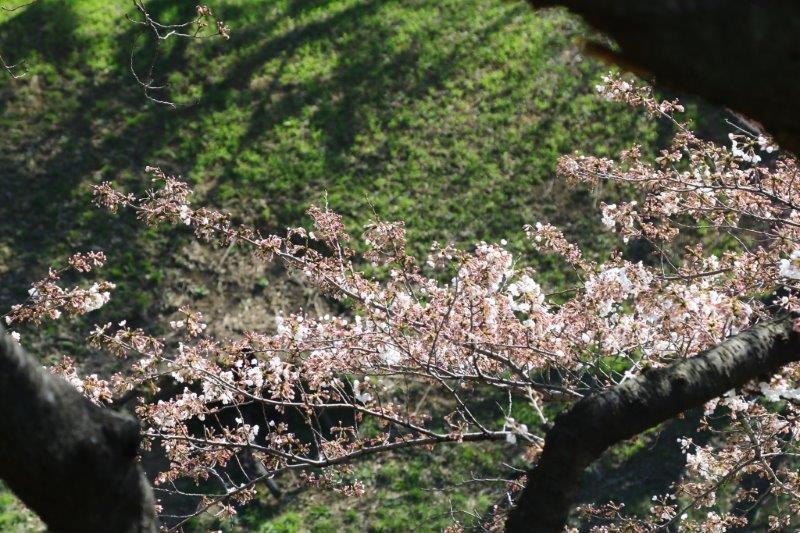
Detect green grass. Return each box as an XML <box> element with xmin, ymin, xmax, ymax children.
<box><xmin>0</xmin><ymin>1</ymin><xmax>655</xmax><ymax>316</ymax></box>
<box><xmin>193</xmin><ymin>442</ymin><xmax>511</xmax><ymax>532</ymax></box>
<box><xmin>0</xmin><ymin>484</ymin><xmax>44</xmax><ymax>532</ymax></box>
<box><xmin>0</xmin><ymin>0</ymin><xmax>665</xmax><ymax>530</ymax></box>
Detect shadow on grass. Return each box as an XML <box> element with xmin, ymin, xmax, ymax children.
<box><xmin>1</xmin><ymin>0</ymin><xmax>522</xmax><ymax>310</ymax></box>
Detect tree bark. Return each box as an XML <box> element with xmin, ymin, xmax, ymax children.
<box><xmin>0</xmin><ymin>326</ymin><xmax>157</xmax><ymax>533</ymax></box>
<box><xmin>529</xmin><ymin>1</ymin><xmax>800</xmax><ymax>156</ymax></box>
<box><xmin>505</xmin><ymin>316</ymin><xmax>800</xmax><ymax>532</ymax></box>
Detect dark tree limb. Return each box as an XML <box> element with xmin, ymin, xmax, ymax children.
<box><xmin>0</xmin><ymin>326</ymin><xmax>157</xmax><ymax>532</ymax></box>
<box><xmin>505</xmin><ymin>316</ymin><xmax>800</xmax><ymax>532</ymax></box>
<box><xmin>529</xmin><ymin>0</ymin><xmax>800</xmax><ymax>155</ymax></box>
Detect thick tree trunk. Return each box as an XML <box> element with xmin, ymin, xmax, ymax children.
<box><xmin>0</xmin><ymin>326</ymin><xmax>157</xmax><ymax>532</ymax></box>
<box><xmin>529</xmin><ymin>1</ymin><xmax>800</xmax><ymax>155</ymax></box>
<box><xmin>505</xmin><ymin>316</ymin><xmax>800</xmax><ymax>532</ymax></box>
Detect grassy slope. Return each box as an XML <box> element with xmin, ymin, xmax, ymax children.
<box><xmin>0</xmin><ymin>0</ymin><xmax>663</xmax><ymax>530</ymax></box>
<box><xmin>0</xmin><ymin>0</ymin><xmax>656</xmax><ymax>313</ymax></box>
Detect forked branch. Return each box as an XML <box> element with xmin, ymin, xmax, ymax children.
<box><xmin>506</xmin><ymin>315</ymin><xmax>800</xmax><ymax>532</ymax></box>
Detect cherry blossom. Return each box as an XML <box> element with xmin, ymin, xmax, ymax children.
<box><xmin>10</xmin><ymin>74</ymin><xmax>800</xmax><ymax>530</ymax></box>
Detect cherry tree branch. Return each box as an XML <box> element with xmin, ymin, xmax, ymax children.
<box><xmin>0</xmin><ymin>326</ymin><xmax>157</xmax><ymax>532</ymax></box>
<box><xmin>505</xmin><ymin>315</ymin><xmax>800</xmax><ymax>532</ymax></box>
<box><xmin>529</xmin><ymin>0</ymin><xmax>800</xmax><ymax>156</ymax></box>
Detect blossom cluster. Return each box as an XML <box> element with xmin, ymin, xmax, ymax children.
<box><xmin>3</xmin><ymin>252</ymin><xmax>113</xmax><ymax>335</ymax></box>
